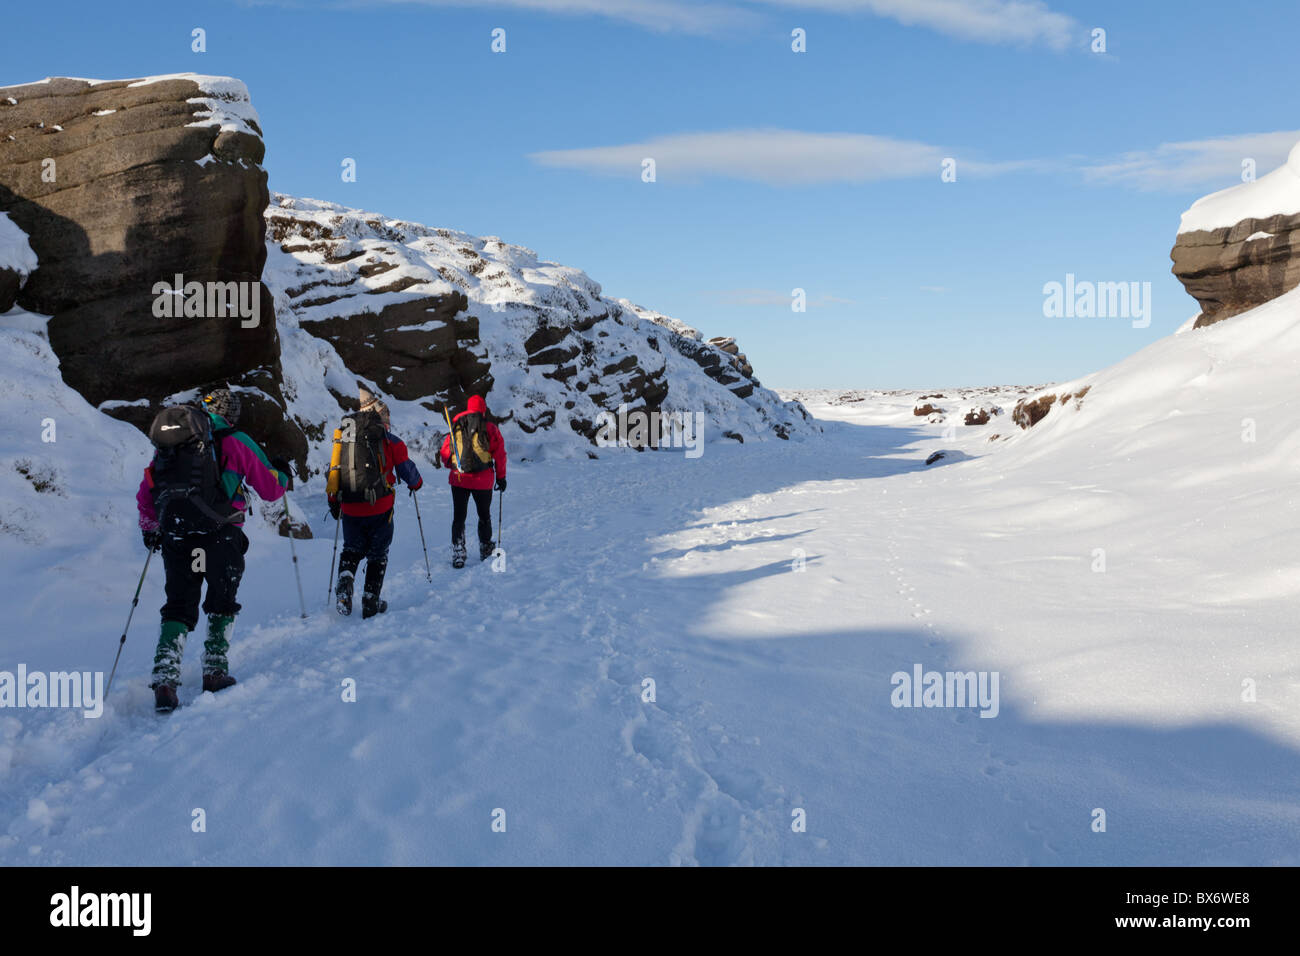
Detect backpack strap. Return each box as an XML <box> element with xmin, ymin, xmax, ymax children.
<box><xmin>211</xmin><ymin>426</ymin><xmax>235</xmax><ymax>480</ymax></box>
<box><xmin>199</xmin><ymin>426</ymin><xmax>242</xmax><ymax>524</ymax></box>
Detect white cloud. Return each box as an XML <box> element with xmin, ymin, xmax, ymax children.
<box><xmin>337</xmin><ymin>0</ymin><xmax>757</xmax><ymax>34</ymax></box>
<box><xmin>530</xmin><ymin>129</ymin><xmax>1029</xmax><ymax>184</ymax></box>
<box><xmin>1083</xmin><ymin>131</ymin><xmax>1300</xmax><ymax>191</ymax></box>
<box><xmin>331</xmin><ymin>0</ymin><xmax>1077</xmax><ymax>45</ymax></box>
<box><xmin>703</xmin><ymin>288</ymin><xmax>857</xmax><ymax>306</ymax></box>
<box><xmin>753</xmin><ymin>0</ymin><xmax>1079</xmax><ymax>50</ymax></box>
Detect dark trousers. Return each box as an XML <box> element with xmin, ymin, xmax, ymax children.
<box><xmin>451</xmin><ymin>486</ymin><xmax>493</xmax><ymax>547</ymax></box>
<box><xmin>159</xmin><ymin>511</ymin><xmax>249</xmax><ymax>630</ymax></box>
<box><xmin>339</xmin><ymin>509</ymin><xmax>394</xmax><ymax>598</ymax></box>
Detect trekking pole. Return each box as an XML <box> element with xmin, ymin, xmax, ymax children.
<box><xmin>283</xmin><ymin>495</ymin><xmax>308</xmax><ymax>619</ymax></box>
<box><xmin>105</xmin><ymin>548</ymin><xmax>154</xmax><ymax>700</ymax></box>
<box><xmin>497</xmin><ymin>488</ymin><xmax>503</xmax><ymax>551</ymax></box>
<box><xmin>411</xmin><ymin>488</ymin><xmax>432</xmax><ymax>582</ymax></box>
<box><xmin>327</xmin><ymin>513</ymin><xmax>340</xmax><ymax>606</ymax></box>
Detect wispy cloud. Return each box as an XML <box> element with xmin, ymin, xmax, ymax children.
<box><xmin>752</xmin><ymin>0</ymin><xmax>1079</xmax><ymax>50</ymax></box>
<box><xmin>530</xmin><ymin>129</ymin><xmax>1030</xmax><ymax>185</ymax></box>
<box><xmin>326</xmin><ymin>0</ymin><xmax>1078</xmax><ymax>46</ymax></box>
<box><xmin>533</xmin><ymin>127</ymin><xmax>1300</xmax><ymax>191</ymax></box>
<box><xmin>1082</xmin><ymin>131</ymin><xmax>1300</xmax><ymax>191</ymax></box>
<box><xmin>703</xmin><ymin>288</ymin><xmax>856</xmax><ymax>306</ymax></box>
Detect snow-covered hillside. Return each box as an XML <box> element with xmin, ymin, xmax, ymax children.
<box><xmin>265</xmin><ymin>195</ymin><xmax>812</xmax><ymax>473</ymax></box>
<box><xmin>3</xmin><ymin>277</ymin><xmax>1299</xmax><ymax>864</ymax></box>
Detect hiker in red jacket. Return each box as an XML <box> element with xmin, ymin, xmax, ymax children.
<box><xmin>327</xmin><ymin>395</ymin><xmax>423</xmax><ymax>618</ymax></box>
<box><xmin>438</xmin><ymin>394</ymin><xmax>506</xmax><ymax>567</ymax></box>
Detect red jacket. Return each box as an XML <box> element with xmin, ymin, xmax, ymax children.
<box><xmin>440</xmin><ymin>404</ymin><xmax>506</xmax><ymax>490</ymax></box>
<box><xmin>331</xmin><ymin>433</ymin><xmax>423</xmax><ymax>517</ymax></box>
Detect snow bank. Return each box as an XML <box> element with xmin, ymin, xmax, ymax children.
<box><xmin>125</xmin><ymin>73</ymin><xmax>263</xmax><ymax>139</ymax></box>
<box><xmin>0</xmin><ymin>213</ymin><xmax>37</xmax><ymax>279</ymax></box>
<box><xmin>1005</xmin><ymin>284</ymin><xmax>1300</xmax><ymax>463</ymax></box>
<box><xmin>1178</xmin><ymin>139</ymin><xmax>1300</xmax><ymax>234</ymax></box>
<box><xmin>0</xmin><ymin>309</ymin><xmax>150</xmax><ymax>547</ymax></box>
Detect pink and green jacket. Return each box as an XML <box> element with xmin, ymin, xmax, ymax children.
<box><xmin>136</xmin><ymin>413</ymin><xmax>289</xmax><ymax>530</ymax></box>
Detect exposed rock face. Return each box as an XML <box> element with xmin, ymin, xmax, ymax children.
<box><xmin>0</xmin><ymin>75</ymin><xmax>282</xmax><ymax>407</ymax></box>
<box><xmin>1171</xmin><ymin>215</ymin><xmax>1300</xmax><ymax>327</ymax></box>
<box><xmin>1171</xmin><ymin>142</ymin><xmax>1300</xmax><ymax>328</ymax></box>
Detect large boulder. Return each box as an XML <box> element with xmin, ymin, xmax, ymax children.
<box><xmin>0</xmin><ymin>75</ymin><xmax>280</xmax><ymax>405</ymax></box>
<box><xmin>1171</xmin><ymin>141</ymin><xmax>1300</xmax><ymax>328</ymax></box>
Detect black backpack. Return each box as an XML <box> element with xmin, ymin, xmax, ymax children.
<box><xmin>451</xmin><ymin>411</ymin><xmax>494</xmax><ymax>473</ymax></box>
<box><xmin>147</xmin><ymin>404</ymin><xmax>238</xmax><ymax>529</ymax></box>
<box><xmin>337</xmin><ymin>410</ymin><xmax>392</xmax><ymax>504</ymax></box>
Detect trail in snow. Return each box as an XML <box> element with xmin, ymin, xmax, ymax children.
<box><xmin>3</xmin><ymin>407</ymin><xmax>1299</xmax><ymax>865</ymax></box>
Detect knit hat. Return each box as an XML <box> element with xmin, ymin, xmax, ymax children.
<box><xmin>201</xmin><ymin>387</ymin><xmax>241</xmax><ymax>425</ymax></box>
<box><xmin>466</xmin><ymin>394</ymin><xmax>487</xmax><ymax>415</ymax></box>
<box><xmin>358</xmin><ymin>386</ymin><xmax>390</xmax><ymax>426</ymax></box>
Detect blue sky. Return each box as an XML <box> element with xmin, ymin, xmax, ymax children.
<box><xmin>4</xmin><ymin>1</ymin><xmax>1298</xmax><ymax>387</ymax></box>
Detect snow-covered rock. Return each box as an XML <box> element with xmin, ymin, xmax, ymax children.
<box><xmin>0</xmin><ymin>212</ymin><xmax>37</xmax><ymax>312</ymax></box>
<box><xmin>0</xmin><ymin>73</ymin><xmax>281</xmax><ymax>428</ymax></box>
<box><xmin>0</xmin><ymin>74</ymin><xmax>809</xmax><ymax>482</ymax></box>
<box><xmin>266</xmin><ymin>195</ymin><xmax>814</xmax><ymax>463</ymax></box>
<box><xmin>1171</xmin><ymin>140</ymin><xmax>1300</xmax><ymax>327</ymax></box>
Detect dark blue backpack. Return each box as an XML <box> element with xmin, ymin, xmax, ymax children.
<box><xmin>147</xmin><ymin>404</ymin><xmax>238</xmax><ymax>529</ymax></box>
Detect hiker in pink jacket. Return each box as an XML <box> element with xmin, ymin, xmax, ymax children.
<box><xmin>136</xmin><ymin>388</ymin><xmax>291</xmax><ymax>712</ymax></box>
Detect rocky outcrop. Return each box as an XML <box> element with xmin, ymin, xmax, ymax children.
<box><xmin>1011</xmin><ymin>386</ymin><xmax>1088</xmax><ymax>429</ymax></box>
<box><xmin>0</xmin><ymin>75</ymin><xmax>283</xmax><ymax>404</ymax></box>
<box><xmin>267</xmin><ymin>201</ymin><xmax>494</xmax><ymax>412</ymax></box>
<box><xmin>660</xmin><ymin>330</ymin><xmax>756</xmax><ymax>400</ymax></box>
<box><xmin>266</xmin><ymin>196</ymin><xmax>808</xmax><ymax>449</ymax></box>
<box><xmin>1171</xmin><ymin>141</ymin><xmax>1300</xmax><ymax>328</ymax></box>
<box><xmin>1</xmin><ymin>73</ymin><xmax>809</xmax><ymax>471</ymax></box>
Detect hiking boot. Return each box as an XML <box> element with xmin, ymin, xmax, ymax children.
<box><xmin>202</xmin><ymin>672</ymin><xmax>237</xmax><ymax>693</ymax></box>
<box><xmin>361</xmin><ymin>592</ymin><xmax>388</xmax><ymax>619</ymax></box>
<box><xmin>479</xmin><ymin>539</ymin><xmax>495</xmax><ymax>561</ymax></box>
<box><xmin>153</xmin><ymin>683</ymin><xmax>180</xmax><ymax>713</ymax></box>
<box><xmin>336</xmin><ymin>568</ymin><xmax>355</xmax><ymax>616</ymax></box>
<box><xmin>452</xmin><ymin>541</ymin><xmax>467</xmax><ymax>569</ymax></box>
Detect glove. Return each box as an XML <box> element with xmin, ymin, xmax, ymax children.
<box><xmin>328</xmin><ymin>498</ymin><xmax>340</xmax><ymax>521</ymax></box>
<box><xmin>408</xmin><ymin>480</ymin><xmax>423</xmax><ymax>495</ymax></box>
<box><xmin>142</xmin><ymin>528</ymin><xmax>162</xmax><ymax>552</ymax></box>
<box><xmin>494</xmin><ymin>477</ymin><xmax>507</xmax><ymax>492</ymax></box>
<box><xmin>269</xmin><ymin>456</ymin><xmax>294</xmax><ymax>491</ymax></box>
